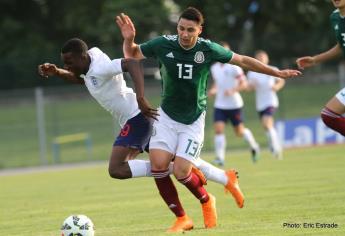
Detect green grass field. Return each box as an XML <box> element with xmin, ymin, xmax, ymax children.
<box><xmin>1</xmin><ymin>145</ymin><xmax>344</xmax><ymax>236</ymax></box>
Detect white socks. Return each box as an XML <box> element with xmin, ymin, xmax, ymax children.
<box><xmin>214</xmin><ymin>134</ymin><xmax>226</xmax><ymax>162</ymax></box>
<box><xmin>196</xmin><ymin>159</ymin><xmax>228</xmax><ymax>185</ymax></box>
<box><xmin>128</xmin><ymin>160</ymin><xmax>151</xmax><ymax>177</ymax></box>
<box><xmin>128</xmin><ymin>160</ymin><xmax>174</xmax><ymax>177</ymax></box>
<box><xmin>266</xmin><ymin>127</ymin><xmax>281</xmax><ymax>153</ymax></box>
<box><xmin>243</xmin><ymin>128</ymin><xmax>259</xmax><ymax>150</ymax></box>
<box><xmin>127</xmin><ymin>158</ymin><xmax>229</xmax><ymax>187</ymax></box>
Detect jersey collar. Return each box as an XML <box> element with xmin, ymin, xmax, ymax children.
<box><xmin>178</xmin><ymin>37</ymin><xmax>197</xmax><ymax>51</ymax></box>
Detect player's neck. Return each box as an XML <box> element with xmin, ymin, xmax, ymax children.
<box><xmin>83</xmin><ymin>54</ymin><xmax>91</xmax><ymax>74</ymax></box>
<box><xmin>338</xmin><ymin>6</ymin><xmax>345</xmax><ymax>17</ymax></box>
<box><xmin>178</xmin><ymin>39</ymin><xmax>197</xmax><ymax>50</ymax></box>
<box><xmin>338</xmin><ymin>7</ymin><xmax>345</xmax><ymax>17</ymax></box>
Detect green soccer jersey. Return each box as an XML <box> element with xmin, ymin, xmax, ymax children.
<box><xmin>330</xmin><ymin>9</ymin><xmax>345</xmax><ymax>57</ymax></box>
<box><xmin>140</xmin><ymin>35</ymin><xmax>233</xmax><ymax>124</ymax></box>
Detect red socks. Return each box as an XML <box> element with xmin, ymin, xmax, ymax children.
<box><xmin>321</xmin><ymin>108</ymin><xmax>345</xmax><ymax>136</ymax></box>
<box><xmin>178</xmin><ymin>172</ymin><xmax>209</xmax><ymax>204</ymax></box>
<box><xmin>152</xmin><ymin>169</ymin><xmax>185</xmax><ymax>217</ymax></box>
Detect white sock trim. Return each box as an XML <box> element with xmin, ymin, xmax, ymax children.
<box><xmin>214</xmin><ymin>134</ymin><xmax>226</xmax><ymax>161</ymax></box>
<box><xmin>128</xmin><ymin>160</ymin><xmax>151</xmax><ymax>178</ymax></box>
<box><xmin>243</xmin><ymin>128</ymin><xmax>258</xmax><ymax>149</ymax></box>
<box><xmin>197</xmin><ymin>159</ymin><xmax>227</xmax><ymax>185</ymax></box>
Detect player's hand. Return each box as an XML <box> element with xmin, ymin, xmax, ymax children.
<box><xmin>137</xmin><ymin>97</ymin><xmax>159</xmax><ymax>120</ymax></box>
<box><xmin>296</xmin><ymin>56</ymin><xmax>315</xmax><ymax>69</ymax></box>
<box><xmin>276</xmin><ymin>69</ymin><xmax>302</xmax><ymax>79</ymax></box>
<box><xmin>115</xmin><ymin>13</ymin><xmax>136</xmax><ymax>41</ymax></box>
<box><xmin>38</xmin><ymin>63</ymin><xmax>58</xmax><ymax>78</ymax></box>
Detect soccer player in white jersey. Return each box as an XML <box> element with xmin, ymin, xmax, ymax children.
<box><xmin>247</xmin><ymin>50</ymin><xmax>285</xmax><ymax>159</ymax></box>
<box><xmin>38</xmin><ymin>38</ymin><xmax>160</xmax><ymax>180</ymax></box>
<box><xmin>209</xmin><ymin>42</ymin><xmax>260</xmax><ymax>165</ymax></box>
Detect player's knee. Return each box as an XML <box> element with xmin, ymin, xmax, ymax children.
<box><xmin>214</xmin><ymin>130</ymin><xmax>223</xmax><ymax>135</ymax></box>
<box><xmin>108</xmin><ymin>165</ymin><xmax>129</xmax><ymax>180</ymax></box>
<box><xmin>235</xmin><ymin>131</ymin><xmax>243</xmax><ymax>137</ymax></box>
<box><xmin>150</xmin><ymin>159</ymin><xmax>170</xmax><ymax>171</ymax></box>
<box><xmin>321</xmin><ymin>108</ymin><xmax>336</xmax><ymax>128</ymax></box>
<box><xmin>321</xmin><ymin>108</ymin><xmax>345</xmax><ymax>135</ymax></box>
<box><xmin>234</xmin><ymin>128</ymin><xmax>243</xmax><ymax>137</ymax></box>
<box><xmin>173</xmin><ymin>166</ymin><xmax>190</xmax><ymax>180</ymax></box>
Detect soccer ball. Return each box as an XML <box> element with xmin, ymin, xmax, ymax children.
<box><xmin>61</xmin><ymin>215</ymin><xmax>95</xmax><ymax>236</ymax></box>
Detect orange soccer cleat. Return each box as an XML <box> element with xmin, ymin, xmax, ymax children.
<box><xmin>225</xmin><ymin>169</ymin><xmax>245</xmax><ymax>208</ymax></box>
<box><xmin>201</xmin><ymin>194</ymin><xmax>217</xmax><ymax>228</ymax></box>
<box><xmin>166</xmin><ymin>215</ymin><xmax>194</xmax><ymax>233</ymax></box>
<box><xmin>191</xmin><ymin>166</ymin><xmax>207</xmax><ymax>185</ymax></box>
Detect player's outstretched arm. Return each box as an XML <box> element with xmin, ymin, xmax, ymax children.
<box><xmin>115</xmin><ymin>13</ymin><xmax>144</xmax><ymax>59</ymax></box>
<box><xmin>38</xmin><ymin>63</ymin><xmax>84</xmax><ymax>84</ymax></box>
<box><xmin>121</xmin><ymin>58</ymin><xmax>158</xmax><ymax>120</ymax></box>
<box><xmin>296</xmin><ymin>43</ymin><xmax>342</xmax><ymax>69</ymax></box>
<box><xmin>230</xmin><ymin>54</ymin><xmax>301</xmax><ymax>79</ymax></box>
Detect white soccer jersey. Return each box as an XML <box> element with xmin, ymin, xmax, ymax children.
<box><xmin>210</xmin><ymin>62</ymin><xmax>244</xmax><ymax>109</ymax></box>
<box><xmin>247</xmin><ymin>67</ymin><xmax>280</xmax><ymax>111</ymax></box>
<box><xmin>80</xmin><ymin>47</ymin><xmax>140</xmax><ymax>127</ymax></box>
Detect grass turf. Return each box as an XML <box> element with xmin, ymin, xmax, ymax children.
<box><xmin>1</xmin><ymin>145</ymin><xmax>344</xmax><ymax>236</ymax></box>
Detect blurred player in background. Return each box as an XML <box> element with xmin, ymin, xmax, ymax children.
<box><xmin>296</xmin><ymin>0</ymin><xmax>345</xmax><ymax>136</ymax></box>
<box><xmin>208</xmin><ymin>42</ymin><xmax>260</xmax><ymax>165</ymax></box>
<box><xmin>247</xmin><ymin>50</ymin><xmax>285</xmax><ymax>159</ymax></box>
<box><xmin>117</xmin><ymin>7</ymin><xmax>301</xmax><ymax>232</ymax></box>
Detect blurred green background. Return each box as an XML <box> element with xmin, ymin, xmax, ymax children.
<box><xmin>0</xmin><ymin>0</ymin><xmax>343</xmax><ymax>168</ymax></box>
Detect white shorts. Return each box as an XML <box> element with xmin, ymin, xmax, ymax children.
<box><xmin>335</xmin><ymin>87</ymin><xmax>345</xmax><ymax>106</ymax></box>
<box><xmin>149</xmin><ymin>108</ymin><xmax>205</xmax><ymax>165</ymax></box>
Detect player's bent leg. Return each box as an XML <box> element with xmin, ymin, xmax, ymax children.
<box><xmin>321</xmin><ymin>95</ymin><xmax>345</xmax><ymax>136</ymax></box>
<box><xmin>233</xmin><ymin>123</ymin><xmax>245</xmax><ymax>137</ymax></box>
<box><xmin>149</xmin><ymin>149</ymin><xmax>190</xmax><ymax>232</ymax></box>
<box><xmin>108</xmin><ymin>146</ymin><xmax>141</xmax><ymax>179</ymax></box>
<box><xmin>149</xmin><ymin>148</ymin><xmax>174</xmax><ymax>171</ymax></box>
<box><xmin>321</xmin><ymin>107</ymin><xmax>345</xmax><ymax>136</ymax></box>
<box><xmin>328</xmin><ymin>90</ymin><xmax>345</xmax><ymax>114</ymax></box>
<box><xmin>196</xmin><ymin>159</ymin><xmax>245</xmax><ymax>208</ymax></box>
<box><xmin>174</xmin><ymin>157</ymin><xmax>217</xmax><ymax>228</ymax></box>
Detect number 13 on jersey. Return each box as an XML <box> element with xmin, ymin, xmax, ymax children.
<box><xmin>185</xmin><ymin>138</ymin><xmax>202</xmax><ymax>159</ymax></box>
<box><xmin>177</xmin><ymin>63</ymin><xmax>193</xmax><ymax>79</ymax></box>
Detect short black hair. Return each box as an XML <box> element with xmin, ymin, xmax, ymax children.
<box><xmin>61</xmin><ymin>38</ymin><xmax>88</xmax><ymax>54</ymax></box>
<box><xmin>179</xmin><ymin>7</ymin><xmax>204</xmax><ymax>25</ymax></box>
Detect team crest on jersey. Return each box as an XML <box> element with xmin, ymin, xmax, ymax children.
<box><xmin>335</xmin><ymin>24</ymin><xmax>339</xmax><ymax>31</ymax></box>
<box><xmin>90</xmin><ymin>76</ymin><xmax>98</xmax><ymax>86</ymax></box>
<box><xmin>194</xmin><ymin>51</ymin><xmax>204</xmax><ymax>63</ymax></box>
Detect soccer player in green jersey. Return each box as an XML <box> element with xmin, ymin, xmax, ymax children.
<box><xmin>117</xmin><ymin>7</ymin><xmax>301</xmax><ymax>232</ymax></box>
<box><xmin>297</xmin><ymin>0</ymin><xmax>345</xmax><ymax>136</ymax></box>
